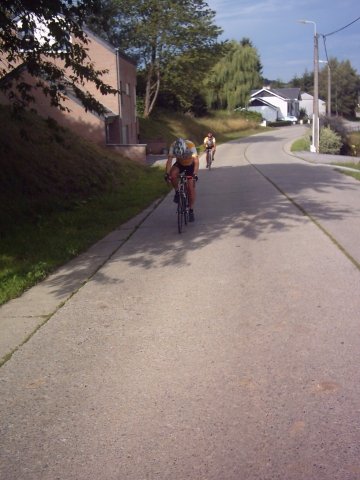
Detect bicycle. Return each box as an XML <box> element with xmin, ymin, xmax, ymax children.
<box><xmin>177</xmin><ymin>172</ymin><xmax>193</xmax><ymax>233</ymax></box>
<box><xmin>205</xmin><ymin>147</ymin><xmax>214</xmax><ymax>169</ymax></box>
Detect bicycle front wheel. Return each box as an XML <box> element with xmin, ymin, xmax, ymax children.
<box><xmin>177</xmin><ymin>192</ymin><xmax>184</xmax><ymax>233</ymax></box>
<box><xmin>206</xmin><ymin>150</ymin><xmax>212</xmax><ymax>169</ymax></box>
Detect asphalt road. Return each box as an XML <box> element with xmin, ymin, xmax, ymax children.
<box><xmin>1</xmin><ymin>126</ymin><xmax>360</xmax><ymax>480</ymax></box>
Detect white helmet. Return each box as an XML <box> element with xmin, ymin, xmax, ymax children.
<box><xmin>173</xmin><ymin>138</ymin><xmax>190</xmax><ymax>159</ymax></box>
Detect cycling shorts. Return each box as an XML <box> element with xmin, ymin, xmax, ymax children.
<box><xmin>173</xmin><ymin>161</ymin><xmax>195</xmax><ymax>176</ymax></box>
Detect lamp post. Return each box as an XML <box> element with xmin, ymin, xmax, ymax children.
<box><xmin>298</xmin><ymin>19</ymin><xmax>319</xmax><ymax>152</ymax></box>
<box><xmin>319</xmin><ymin>60</ymin><xmax>331</xmax><ymax>117</ymax></box>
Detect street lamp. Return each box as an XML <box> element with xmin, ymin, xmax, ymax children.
<box><xmin>298</xmin><ymin>19</ymin><xmax>319</xmax><ymax>153</ymax></box>
<box><xmin>319</xmin><ymin>60</ymin><xmax>331</xmax><ymax>117</ymax></box>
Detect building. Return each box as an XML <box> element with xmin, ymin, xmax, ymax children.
<box><xmin>248</xmin><ymin>87</ymin><xmax>301</xmax><ymax>122</ymax></box>
<box><xmin>299</xmin><ymin>92</ymin><xmax>326</xmax><ymax>118</ymax></box>
<box><xmin>0</xmin><ymin>19</ymin><xmax>145</xmax><ymax>161</ymax></box>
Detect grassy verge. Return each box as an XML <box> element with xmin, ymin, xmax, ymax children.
<box><xmin>291</xmin><ymin>136</ymin><xmax>310</xmax><ymax>152</ymax></box>
<box><xmin>0</xmin><ymin>172</ymin><xmax>168</xmax><ymax>305</ymax></box>
<box><xmin>0</xmin><ymin>106</ymin><xmax>170</xmax><ymax>305</ymax></box>
<box><xmin>335</xmin><ymin>162</ymin><xmax>360</xmax><ymax>181</ymax></box>
<box><xmin>139</xmin><ymin>109</ymin><xmax>264</xmax><ymax>152</ymax></box>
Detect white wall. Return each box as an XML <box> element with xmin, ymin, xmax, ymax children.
<box><xmin>300</xmin><ymin>93</ymin><xmax>326</xmax><ymax>116</ymax></box>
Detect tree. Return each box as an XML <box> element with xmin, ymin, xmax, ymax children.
<box><xmin>154</xmin><ymin>42</ymin><xmax>226</xmax><ymax>115</ymax></box>
<box><xmin>288</xmin><ymin>69</ymin><xmax>313</xmax><ymax>92</ymax></box>
<box><xmin>289</xmin><ymin>58</ymin><xmax>360</xmax><ymax>117</ymax></box>
<box><xmin>0</xmin><ymin>0</ymin><xmax>117</xmax><ymax>114</ymax></box>
<box><xmin>204</xmin><ymin>39</ymin><xmax>262</xmax><ymax>111</ymax></box>
<box><xmin>319</xmin><ymin>58</ymin><xmax>360</xmax><ymax>117</ymax></box>
<box><xmin>87</xmin><ymin>0</ymin><xmax>222</xmax><ymax>117</ymax></box>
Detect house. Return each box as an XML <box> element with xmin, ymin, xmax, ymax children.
<box><xmin>0</xmin><ymin>20</ymin><xmax>145</xmax><ymax>161</ymax></box>
<box><xmin>299</xmin><ymin>92</ymin><xmax>326</xmax><ymax>117</ymax></box>
<box><xmin>248</xmin><ymin>87</ymin><xmax>301</xmax><ymax>122</ymax></box>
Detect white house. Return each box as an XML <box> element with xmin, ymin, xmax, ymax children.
<box><xmin>299</xmin><ymin>92</ymin><xmax>326</xmax><ymax>117</ymax></box>
<box><xmin>248</xmin><ymin>87</ymin><xmax>301</xmax><ymax>122</ymax></box>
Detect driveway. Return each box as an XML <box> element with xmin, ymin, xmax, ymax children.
<box><xmin>1</xmin><ymin>125</ymin><xmax>360</xmax><ymax>480</ymax></box>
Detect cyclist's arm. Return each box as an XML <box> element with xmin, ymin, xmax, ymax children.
<box><xmin>165</xmin><ymin>155</ymin><xmax>174</xmax><ymax>175</ymax></box>
<box><xmin>193</xmin><ymin>155</ymin><xmax>199</xmax><ymax>176</ymax></box>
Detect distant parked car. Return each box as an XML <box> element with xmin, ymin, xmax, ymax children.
<box><xmin>283</xmin><ymin>115</ymin><xmax>298</xmax><ymax>123</ymax></box>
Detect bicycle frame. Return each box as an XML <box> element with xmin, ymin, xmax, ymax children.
<box><xmin>206</xmin><ymin>148</ymin><xmax>214</xmax><ymax>169</ymax></box>
<box><xmin>177</xmin><ymin>172</ymin><xmax>193</xmax><ymax>233</ymax></box>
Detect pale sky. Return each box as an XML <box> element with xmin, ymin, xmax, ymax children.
<box><xmin>206</xmin><ymin>0</ymin><xmax>360</xmax><ymax>82</ymax></box>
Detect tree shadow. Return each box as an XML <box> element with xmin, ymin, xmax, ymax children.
<box><xmin>39</xmin><ymin>155</ymin><xmax>357</xmax><ymax>302</ymax></box>
<box><xmin>102</xmin><ymin>162</ymin><xmax>355</xmax><ymax>272</ymax></box>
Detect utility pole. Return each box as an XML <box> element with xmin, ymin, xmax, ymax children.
<box><xmin>299</xmin><ymin>19</ymin><xmax>319</xmax><ymax>153</ymax></box>
<box><xmin>312</xmin><ymin>28</ymin><xmax>319</xmax><ymax>152</ymax></box>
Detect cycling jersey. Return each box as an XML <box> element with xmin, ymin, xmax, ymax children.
<box><xmin>204</xmin><ymin>136</ymin><xmax>216</xmax><ymax>149</ymax></box>
<box><xmin>169</xmin><ymin>139</ymin><xmax>197</xmax><ymax>166</ymax></box>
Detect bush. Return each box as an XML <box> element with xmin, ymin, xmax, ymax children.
<box><xmin>319</xmin><ymin>126</ymin><xmax>342</xmax><ymax>154</ymax></box>
<box><xmin>299</xmin><ymin>108</ymin><xmax>308</xmax><ymax>121</ymax></box>
<box><xmin>234</xmin><ymin>109</ymin><xmax>262</xmax><ymax>123</ymax></box>
<box><xmin>268</xmin><ymin>120</ymin><xmax>294</xmax><ymax>127</ymax></box>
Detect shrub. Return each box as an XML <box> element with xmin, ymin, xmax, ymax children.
<box><xmin>319</xmin><ymin>126</ymin><xmax>342</xmax><ymax>154</ymax></box>
<box><xmin>299</xmin><ymin>108</ymin><xmax>308</xmax><ymax>120</ymax></box>
<box><xmin>234</xmin><ymin>109</ymin><xmax>262</xmax><ymax>122</ymax></box>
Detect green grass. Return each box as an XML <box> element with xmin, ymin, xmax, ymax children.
<box><xmin>139</xmin><ymin>109</ymin><xmax>264</xmax><ymax>152</ymax></box>
<box><xmin>291</xmin><ymin>136</ymin><xmax>310</xmax><ymax>152</ymax></box>
<box><xmin>0</xmin><ymin>105</ymin><xmax>170</xmax><ymax>305</ymax></box>
<box><xmin>0</xmin><ymin>173</ymin><xmax>168</xmax><ymax>305</ymax></box>
<box><xmin>335</xmin><ymin>162</ymin><xmax>360</xmax><ymax>181</ymax></box>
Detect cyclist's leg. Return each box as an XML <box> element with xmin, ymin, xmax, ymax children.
<box><xmin>169</xmin><ymin>163</ymin><xmax>180</xmax><ymax>190</ymax></box>
<box><xmin>170</xmin><ymin>163</ymin><xmax>181</xmax><ymax>202</ymax></box>
<box><xmin>185</xmin><ymin>164</ymin><xmax>196</xmax><ymax>210</ymax></box>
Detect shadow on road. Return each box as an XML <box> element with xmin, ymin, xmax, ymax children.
<box><xmin>98</xmin><ymin>162</ymin><xmax>355</xmax><ymax>273</ymax></box>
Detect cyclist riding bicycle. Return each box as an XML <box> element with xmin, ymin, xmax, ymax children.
<box><xmin>203</xmin><ymin>132</ymin><xmax>216</xmax><ymax>167</ymax></box>
<box><xmin>165</xmin><ymin>138</ymin><xmax>199</xmax><ymax>222</ymax></box>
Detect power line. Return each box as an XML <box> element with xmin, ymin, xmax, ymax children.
<box><xmin>323</xmin><ymin>16</ymin><xmax>360</xmax><ymax>37</ymax></box>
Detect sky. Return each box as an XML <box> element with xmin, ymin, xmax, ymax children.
<box><xmin>206</xmin><ymin>0</ymin><xmax>360</xmax><ymax>82</ymax></box>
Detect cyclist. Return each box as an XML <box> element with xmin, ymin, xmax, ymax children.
<box><xmin>165</xmin><ymin>138</ymin><xmax>199</xmax><ymax>222</ymax></box>
<box><xmin>203</xmin><ymin>132</ymin><xmax>216</xmax><ymax>167</ymax></box>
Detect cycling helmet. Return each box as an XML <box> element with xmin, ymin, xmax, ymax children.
<box><xmin>173</xmin><ymin>138</ymin><xmax>190</xmax><ymax>159</ymax></box>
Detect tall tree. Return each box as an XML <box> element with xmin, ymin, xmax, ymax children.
<box><xmin>289</xmin><ymin>58</ymin><xmax>360</xmax><ymax>117</ymax></box>
<box><xmin>0</xmin><ymin>0</ymin><xmax>117</xmax><ymax>113</ymax></box>
<box><xmin>319</xmin><ymin>58</ymin><xmax>360</xmax><ymax>117</ymax></box>
<box><xmin>88</xmin><ymin>0</ymin><xmax>222</xmax><ymax>117</ymax></box>
<box><xmin>205</xmin><ymin>39</ymin><xmax>262</xmax><ymax>111</ymax></box>
<box><xmin>288</xmin><ymin>69</ymin><xmax>313</xmax><ymax>92</ymax></box>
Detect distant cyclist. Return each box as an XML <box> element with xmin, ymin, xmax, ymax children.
<box><xmin>203</xmin><ymin>132</ymin><xmax>216</xmax><ymax>167</ymax></box>
<box><xmin>165</xmin><ymin>138</ymin><xmax>199</xmax><ymax>222</ymax></box>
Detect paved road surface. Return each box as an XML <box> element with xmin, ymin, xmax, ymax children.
<box><xmin>1</xmin><ymin>126</ymin><xmax>360</xmax><ymax>479</ymax></box>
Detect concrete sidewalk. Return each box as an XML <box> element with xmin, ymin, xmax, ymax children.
<box><xmin>0</xmin><ymin>150</ymin><xmax>209</xmax><ymax>364</ymax></box>
<box><xmin>0</xmin><ymin>201</ymin><xmax>163</xmax><ymax>364</ymax></box>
